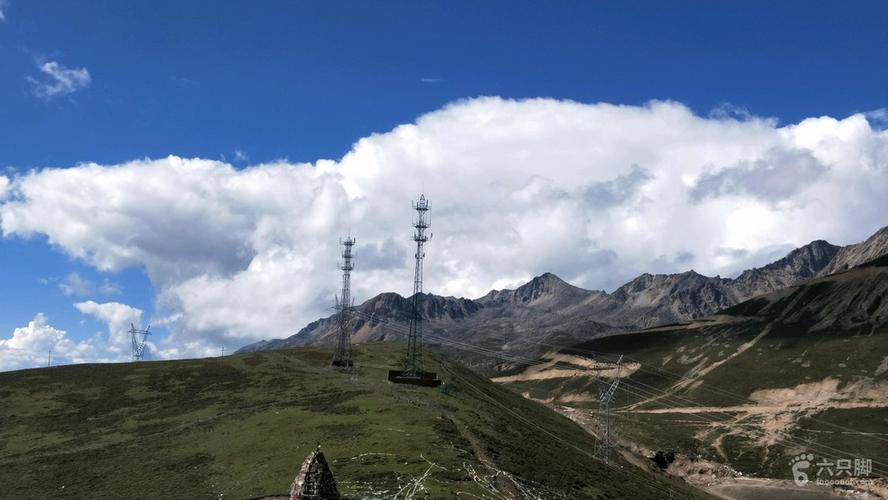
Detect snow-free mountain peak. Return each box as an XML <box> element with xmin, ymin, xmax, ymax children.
<box><xmin>819</xmin><ymin>225</ymin><xmax>888</xmax><ymax>276</ymax></box>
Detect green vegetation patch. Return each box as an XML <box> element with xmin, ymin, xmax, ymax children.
<box><xmin>0</xmin><ymin>343</ymin><xmax>707</xmax><ymax>499</ymax></box>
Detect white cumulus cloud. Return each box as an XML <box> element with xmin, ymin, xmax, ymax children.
<box><xmin>0</xmin><ymin>313</ymin><xmax>101</xmax><ymax>371</ymax></box>
<box><xmin>74</xmin><ymin>301</ymin><xmax>144</xmax><ymax>356</ymax></box>
<box><xmin>0</xmin><ymin>97</ymin><xmax>887</xmax><ymax>359</ymax></box>
<box><xmin>0</xmin><ymin>305</ymin><xmax>150</xmax><ymax>371</ymax></box>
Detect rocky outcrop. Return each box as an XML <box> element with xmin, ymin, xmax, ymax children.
<box><xmin>607</xmin><ymin>271</ymin><xmax>736</xmax><ymax>328</ymax></box>
<box><xmin>731</xmin><ymin>240</ymin><xmax>840</xmax><ymax>298</ymax></box>
<box><xmin>477</xmin><ymin>272</ymin><xmax>601</xmax><ymax>309</ymax></box>
<box><xmin>818</xmin><ymin>226</ymin><xmax>888</xmax><ymax>276</ymax></box>
<box><xmin>724</xmin><ymin>256</ymin><xmax>888</xmax><ymax>330</ymax></box>
<box><xmin>593</xmin><ymin>239</ymin><xmax>842</xmax><ymax>328</ymax></box>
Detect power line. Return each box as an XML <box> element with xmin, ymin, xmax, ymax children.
<box><xmin>395</xmin><ymin>318</ymin><xmax>888</xmax><ymax>447</ymax></box>
<box><xmin>502</xmin><ymin>332</ymin><xmax>888</xmax><ymax>446</ymax></box>
<box><xmin>445</xmin><ymin>369</ymin><xmax>697</xmax><ymax>499</ymax></box>
<box><xmin>346</xmin><ymin>308</ymin><xmax>888</xmax><ymax>475</ymax></box>
<box><xmin>338</xmin><ymin>355</ymin><xmax>690</xmax><ymax>495</ymax></box>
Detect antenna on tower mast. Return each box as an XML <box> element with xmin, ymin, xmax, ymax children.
<box><xmin>388</xmin><ymin>193</ymin><xmax>441</xmax><ymax>387</ymax></box>
<box><xmin>331</xmin><ymin>235</ymin><xmax>356</xmax><ymax>368</ymax></box>
<box><xmin>130</xmin><ymin>324</ymin><xmax>151</xmax><ymax>361</ymax></box>
<box><xmin>403</xmin><ymin>194</ymin><xmax>431</xmax><ymax>377</ymax></box>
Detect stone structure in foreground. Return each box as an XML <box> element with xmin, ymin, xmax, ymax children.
<box><xmin>289</xmin><ymin>444</ymin><xmax>340</xmax><ymax>499</ymax></box>
<box><xmin>253</xmin><ymin>444</ymin><xmax>340</xmax><ymax>500</ymax></box>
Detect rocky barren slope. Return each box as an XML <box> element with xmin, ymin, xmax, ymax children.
<box><xmin>818</xmin><ymin>225</ymin><xmax>888</xmax><ymax>276</ymax></box>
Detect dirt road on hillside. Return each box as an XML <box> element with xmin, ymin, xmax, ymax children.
<box><xmin>704</xmin><ymin>478</ymin><xmax>842</xmax><ymax>499</ymax></box>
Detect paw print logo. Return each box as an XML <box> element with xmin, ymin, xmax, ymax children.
<box><xmin>790</xmin><ymin>453</ymin><xmax>815</xmax><ymax>485</ymax></box>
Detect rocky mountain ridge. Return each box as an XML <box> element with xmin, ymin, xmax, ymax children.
<box><xmin>238</xmin><ymin>225</ymin><xmax>887</xmax><ymax>357</ymax></box>
<box><xmin>818</xmin><ymin>225</ymin><xmax>888</xmax><ymax>276</ymax></box>
<box><xmin>724</xmin><ymin>253</ymin><xmax>888</xmax><ymax>329</ymax></box>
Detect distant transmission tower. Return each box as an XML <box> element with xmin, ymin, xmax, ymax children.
<box><xmin>331</xmin><ymin>236</ymin><xmax>356</xmax><ymax>368</ymax></box>
<box><xmin>129</xmin><ymin>324</ymin><xmax>151</xmax><ymax>361</ymax></box>
<box><xmin>403</xmin><ymin>194</ymin><xmax>431</xmax><ymax>377</ymax></box>
<box><xmin>596</xmin><ymin>354</ymin><xmax>623</xmax><ymax>462</ymax></box>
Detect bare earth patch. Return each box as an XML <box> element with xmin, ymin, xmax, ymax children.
<box><xmin>627</xmin><ymin>377</ymin><xmax>888</xmax><ymax>451</ymax></box>
<box><xmin>490</xmin><ymin>352</ymin><xmax>640</xmax><ymax>383</ymax></box>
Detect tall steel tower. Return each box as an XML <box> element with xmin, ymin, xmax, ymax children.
<box><xmin>403</xmin><ymin>194</ymin><xmax>431</xmax><ymax>377</ymax></box>
<box><xmin>596</xmin><ymin>354</ymin><xmax>623</xmax><ymax>462</ymax></box>
<box><xmin>130</xmin><ymin>323</ymin><xmax>151</xmax><ymax>361</ymax></box>
<box><xmin>331</xmin><ymin>236</ymin><xmax>356</xmax><ymax>368</ymax></box>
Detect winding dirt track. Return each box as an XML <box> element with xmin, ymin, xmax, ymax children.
<box><xmin>705</xmin><ymin>478</ymin><xmax>840</xmax><ymax>500</ymax></box>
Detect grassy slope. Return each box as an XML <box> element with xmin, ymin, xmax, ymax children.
<box><xmin>0</xmin><ymin>343</ymin><xmax>705</xmax><ymax>499</ymax></box>
<box><xmin>502</xmin><ymin>322</ymin><xmax>888</xmax><ymax>478</ymax></box>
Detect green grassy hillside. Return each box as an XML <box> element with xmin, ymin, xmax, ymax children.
<box><xmin>499</xmin><ymin>320</ymin><xmax>888</xmax><ymax>479</ymax></box>
<box><xmin>0</xmin><ymin>343</ymin><xmax>705</xmax><ymax>499</ymax></box>
<box><xmin>495</xmin><ymin>264</ymin><xmax>888</xmax><ymax>481</ymax></box>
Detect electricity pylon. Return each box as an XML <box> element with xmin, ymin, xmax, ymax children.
<box><xmin>130</xmin><ymin>324</ymin><xmax>151</xmax><ymax>361</ymax></box>
<box><xmin>596</xmin><ymin>354</ymin><xmax>623</xmax><ymax>462</ymax></box>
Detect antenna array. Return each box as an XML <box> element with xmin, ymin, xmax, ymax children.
<box><xmin>402</xmin><ymin>194</ymin><xmax>431</xmax><ymax>377</ymax></box>
<box><xmin>331</xmin><ymin>236</ymin><xmax>356</xmax><ymax>368</ymax></box>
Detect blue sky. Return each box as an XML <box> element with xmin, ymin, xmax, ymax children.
<box><xmin>3</xmin><ymin>1</ymin><xmax>886</xmax><ymax>167</ymax></box>
<box><xmin>1</xmin><ymin>1</ymin><xmax>887</xmax><ymax>369</ymax></box>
